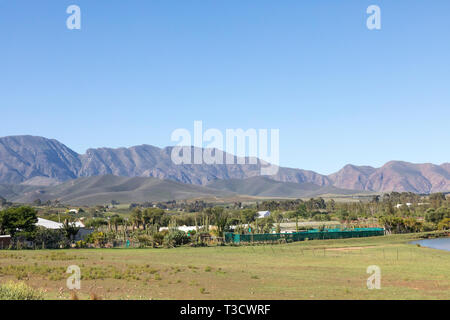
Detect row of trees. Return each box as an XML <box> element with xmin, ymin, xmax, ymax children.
<box><xmin>0</xmin><ymin>206</ymin><xmax>83</xmax><ymax>249</ymax></box>
<box><xmin>87</xmin><ymin>192</ymin><xmax>450</xmax><ymax>244</ymax></box>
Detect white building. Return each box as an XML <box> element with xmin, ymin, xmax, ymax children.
<box><xmin>257</xmin><ymin>211</ymin><xmax>271</xmax><ymax>219</ymax></box>
<box><xmin>396</xmin><ymin>203</ymin><xmax>413</xmax><ymax>209</ymax></box>
<box><xmin>35</xmin><ymin>218</ymin><xmax>90</xmax><ymax>241</ymax></box>
<box><xmin>159</xmin><ymin>225</ymin><xmax>198</xmax><ymax>233</ymax></box>
<box><xmin>36</xmin><ymin>218</ymin><xmax>63</xmax><ymax>229</ymax></box>
<box><xmin>35</xmin><ymin>218</ymin><xmax>85</xmax><ymax>229</ymax></box>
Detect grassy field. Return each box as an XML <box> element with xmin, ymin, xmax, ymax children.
<box><xmin>0</xmin><ymin>233</ymin><xmax>449</xmax><ymax>300</ymax></box>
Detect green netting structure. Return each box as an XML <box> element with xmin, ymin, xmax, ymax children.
<box><xmin>224</xmin><ymin>228</ymin><xmax>385</xmax><ymax>244</ymax></box>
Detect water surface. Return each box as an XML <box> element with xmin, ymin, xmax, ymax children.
<box><xmin>411</xmin><ymin>237</ymin><xmax>450</xmax><ymax>251</ymax></box>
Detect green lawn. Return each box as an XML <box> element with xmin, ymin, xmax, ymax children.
<box><xmin>0</xmin><ymin>233</ymin><xmax>449</xmax><ymax>300</ymax></box>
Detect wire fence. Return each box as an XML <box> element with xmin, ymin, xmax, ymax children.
<box><xmin>224</xmin><ymin>228</ymin><xmax>385</xmax><ymax>244</ymax></box>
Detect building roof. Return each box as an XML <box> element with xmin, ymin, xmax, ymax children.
<box><xmin>36</xmin><ymin>218</ymin><xmax>85</xmax><ymax>230</ymax></box>
<box><xmin>257</xmin><ymin>211</ymin><xmax>271</xmax><ymax>218</ymax></box>
<box><xmin>36</xmin><ymin>218</ymin><xmax>63</xmax><ymax>229</ymax></box>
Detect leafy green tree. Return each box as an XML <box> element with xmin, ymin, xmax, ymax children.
<box><xmin>425</xmin><ymin>207</ymin><xmax>450</xmax><ymax>224</ymax></box>
<box><xmin>383</xmin><ymin>201</ymin><xmax>395</xmax><ymax>215</ymax></box>
<box><xmin>240</xmin><ymin>209</ymin><xmax>257</xmax><ymax>225</ymax></box>
<box><xmin>438</xmin><ymin>218</ymin><xmax>450</xmax><ymax>230</ymax></box>
<box><xmin>429</xmin><ymin>193</ymin><xmax>446</xmax><ymax>209</ymax></box>
<box><xmin>143</xmin><ymin>208</ymin><xmax>164</xmax><ymax>230</ymax></box>
<box><xmin>0</xmin><ymin>206</ymin><xmax>38</xmax><ymax>236</ymax></box>
<box><xmin>287</xmin><ymin>204</ymin><xmax>308</xmax><ymax>232</ymax></box>
<box><xmin>336</xmin><ymin>209</ymin><xmax>349</xmax><ymax>222</ymax></box>
<box><xmin>84</xmin><ymin>218</ymin><xmax>108</xmax><ymax>230</ymax></box>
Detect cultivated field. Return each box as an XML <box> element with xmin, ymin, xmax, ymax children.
<box><xmin>0</xmin><ymin>233</ymin><xmax>449</xmax><ymax>300</ymax></box>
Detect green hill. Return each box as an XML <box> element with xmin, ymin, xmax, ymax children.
<box><xmin>3</xmin><ymin>175</ymin><xmax>233</xmax><ymax>206</ymax></box>
<box><xmin>207</xmin><ymin>176</ymin><xmax>364</xmax><ymax>198</ymax></box>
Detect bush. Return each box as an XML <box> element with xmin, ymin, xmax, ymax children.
<box><xmin>163</xmin><ymin>230</ymin><xmax>190</xmax><ymax>247</ymax></box>
<box><xmin>152</xmin><ymin>232</ymin><xmax>165</xmax><ymax>246</ymax></box>
<box><xmin>0</xmin><ymin>281</ymin><xmax>44</xmax><ymax>300</ymax></box>
<box><xmin>421</xmin><ymin>222</ymin><xmax>437</xmax><ymax>232</ymax></box>
<box><xmin>312</xmin><ymin>214</ymin><xmax>331</xmax><ymax>222</ymax></box>
<box><xmin>425</xmin><ymin>207</ymin><xmax>450</xmax><ymax>224</ymax></box>
<box><xmin>32</xmin><ymin>227</ymin><xmax>67</xmax><ymax>249</ymax></box>
<box><xmin>137</xmin><ymin>235</ymin><xmax>153</xmax><ymax>247</ymax></box>
<box><xmin>438</xmin><ymin>218</ymin><xmax>450</xmax><ymax>230</ymax></box>
<box><xmin>75</xmin><ymin>240</ymin><xmax>87</xmax><ymax>248</ymax></box>
<box><xmin>85</xmin><ymin>232</ymin><xmax>108</xmax><ymax>247</ymax></box>
<box><xmin>379</xmin><ymin>216</ymin><xmax>431</xmax><ymax>234</ymax></box>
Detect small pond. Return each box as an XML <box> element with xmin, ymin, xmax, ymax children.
<box><xmin>411</xmin><ymin>237</ymin><xmax>450</xmax><ymax>251</ymax></box>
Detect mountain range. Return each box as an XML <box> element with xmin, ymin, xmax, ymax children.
<box><xmin>1</xmin><ymin>175</ymin><xmax>232</xmax><ymax>205</ymax></box>
<box><xmin>0</xmin><ymin>135</ymin><xmax>449</xmax><ymax>194</ymax></box>
<box><xmin>1</xmin><ymin>175</ymin><xmax>365</xmax><ymax>206</ymax></box>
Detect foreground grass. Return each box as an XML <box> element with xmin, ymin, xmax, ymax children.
<box><xmin>0</xmin><ymin>281</ymin><xmax>44</xmax><ymax>300</ymax></box>
<box><xmin>0</xmin><ymin>233</ymin><xmax>449</xmax><ymax>300</ymax></box>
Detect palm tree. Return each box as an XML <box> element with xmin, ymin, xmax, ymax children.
<box><xmin>110</xmin><ymin>215</ymin><xmax>124</xmax><ymax>233</ymax></box>
<box><xmin>130</xmin><ymin>209</ymin><xmax>143</xmax><ymax>230</ymax></box>
<box><xmin>294</xmin><ymin>204</ymin><xmax>307</xmax><ymax>232</ymax></box>
<box><xmin>62</xmin><ymin>219</ymin><xmax>80</xmax><ymax>241</ymax></box>
<box><xmin>211</xmin><ymin>207</ymin><xmax>229</xmax><ymax>237</ymax></box>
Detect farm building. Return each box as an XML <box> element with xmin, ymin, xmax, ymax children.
<box><xmin>36</xmin><ymin>218</ymin><xmax>85</xmax><ymax>229</ymax></box>
<box><xmin>257</xmin><ymin>211</ymin><xmax>271</xmax><ymax>218</ymax></box>
<box><xmin>0</xmin><ymin>235</ymin><xmax>11</xmax><ymax>249</ymax></box>
<box><xmin>35</xmin><ymin>218</ymin><xmax>92</xmax><ymax>241</ymax></box>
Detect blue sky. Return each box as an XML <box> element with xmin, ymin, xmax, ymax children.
<box><xmin>1</xmin><ymin>0</ymin><xmax>449</xmax><ymax>174</ymax></box>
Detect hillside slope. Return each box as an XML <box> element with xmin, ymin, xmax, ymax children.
<box><xmin>207</xmin><ymin>176</ymin><xmax>366</xmax><ymax>198</ymax></box>
<box><xmin>5</xmin><ymin>175</ymin><xmax>234</xmax><ymax>206</ymax></box>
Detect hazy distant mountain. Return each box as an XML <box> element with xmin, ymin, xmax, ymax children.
<box><xmin>365</xmin><ymin>161</ymin><xmax>450</xmax><ymax>193</ymax></box>
<box><xmin>330</xmin><ymin>161</ymin><xmax>450</xmax><ymax>193</ymax></box>
<box><xmin>328</xmin><ymin>165</ymin><xmax>377</xmax><ymax>191</ymax></box>
<box><xmin>207</xmin><ymin>176</ymin><xmax>364</xmax><ymax>198</ymax></box>
<box><xmin>0</xmin><ymin>135</ymin><xmax>448</xmax><ymax>194</ymax></box>
<box><xmin>0</xmin><ymin>184</ymin><xmax>42</xmax><ymax>201</ymax></box>
<box><xmin>0</xmin><ymin>135</ymin><xmax>329</xmax><ymax>187</ymax></box>
<box><xmin>5</xmin><ymin>175</ymin><xmax>234</xmax><ymax>206</ymax></box>
<box><xmin>0</xmin><ymin>136</ymin><xmax>80</xmax><ymax>184</ymax></box>
<box><xmin>78</xmin><ymin>145</ymin><xmax>331</xmax><ymax>186</ymax></box>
